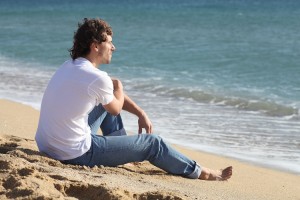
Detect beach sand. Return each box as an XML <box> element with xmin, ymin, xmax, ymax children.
<box><xmin>0</xmin><ymin>99</ymin><xmax>299</xmax><ymax>200</ymax></box>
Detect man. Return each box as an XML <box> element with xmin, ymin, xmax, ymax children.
<box><xmin>35</xmin><ymin>18</ymin><xmax>232</xmax><ymax>180</ymax></box>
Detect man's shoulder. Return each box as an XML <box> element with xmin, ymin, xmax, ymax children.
<box><xmin>61</xmin><ymin>58</ymin><xmax>109</xmax><ymax>78</ymax></box>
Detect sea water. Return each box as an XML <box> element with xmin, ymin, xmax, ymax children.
<box><xmin>0</xmin><ymin>0</ymin><xmax>299</xmax><ymax>174</ymax></box>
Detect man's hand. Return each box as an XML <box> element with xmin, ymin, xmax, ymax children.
<box><xmin>111</xmin><ymin>78</ymin><xmax>123</xmax><ymax>91</ymax></box>
<box><xmin>138</xmin><ymin>112</ymin><xmax>153</xmax><ymax>134</ymax></box>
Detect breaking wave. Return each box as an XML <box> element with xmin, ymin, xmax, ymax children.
<box><xmin>130</xmin><ymin>83</ymin><xmax>299</xmax><ymax>118</ymax></box>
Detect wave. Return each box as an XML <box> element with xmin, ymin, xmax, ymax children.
<box><xmin>130</xmin><ymin>83</ymin><xmax>299</xmax><ymax>118</ymax></box>
<box><xmin>0</xmin><ymin>55</ymin><xmax>54</xmax><ymax>109</ymax></box>
<box><xmin>0</xmin><ymin>54</ymin><xmax>298</xmax><ymax>118</ymax></box>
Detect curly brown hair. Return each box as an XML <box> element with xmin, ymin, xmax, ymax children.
<box><xmin>69</xmin><ymin>18</ymin><xmax>113</xmax><ymax>60</ymax></box>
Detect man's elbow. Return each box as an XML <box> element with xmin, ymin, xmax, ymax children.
<box><xmin>103</xmin><ymin>104</ymin><xmax>122</xmax><ymax>116</ymax></box>
<box><xmin>108</xmin><ymin>109</ymin><xmax>121</xmax><ymax>116</ymax></box>
<box><xmin>103</xmin><ymin>98</ymin><xmax>123</xmax><ymax>116</ymax></box>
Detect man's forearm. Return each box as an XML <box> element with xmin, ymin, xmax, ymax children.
<box><xmin>110</xmin><ymin>79</ymin><xmax>152</xmax><ymax>133</ymax></box>
<box><xmin>122</xmin><ymin>93</ymin><xmax>153</xmax><ymax>134</ymax></box>
<box><xmin>122</xmin><ymin>94</ymin><xmax>145</xmax><ymax>117</ymax></box>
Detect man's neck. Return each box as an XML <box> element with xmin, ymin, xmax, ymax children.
<box><xmin>84</xmin><ymin>55</ymin><xmax>100</xmax><ymax>68</ymax></box>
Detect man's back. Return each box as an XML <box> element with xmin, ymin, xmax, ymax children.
<box><xmin>35</xmin><ymin>58</ymin><xmax>113</xmax><ymax>160</ymax></box>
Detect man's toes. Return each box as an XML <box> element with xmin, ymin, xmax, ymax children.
<box><xmin>221</xmin><ymin>166</ymin><xmax>233</xmax><ymax>179</ymax></box>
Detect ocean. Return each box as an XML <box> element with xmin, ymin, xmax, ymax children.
<box><xmin>0</xmin><ymin>0</ymin><xmax>299</xmax><ymax>174</ymax></box>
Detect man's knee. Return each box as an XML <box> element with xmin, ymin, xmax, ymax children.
<box><xmin>144</xmin><ymin>134</ymin><xmax>162</xmax><ymax>143</ymax></box>
<box><xmin>144</xmin><ymin>134</ymin><xmax>166</xmax><ymax>151</ymax></box>
<box><xmin>143</xmin><ymin>134</ymin><xmax>167</xmax><ymax>161</ymax></box>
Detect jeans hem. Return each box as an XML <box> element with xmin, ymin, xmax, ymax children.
<box><xmin>186</xmin><ymin>162</ymin><xmax>201</xmax><ymax>179</ymax></box>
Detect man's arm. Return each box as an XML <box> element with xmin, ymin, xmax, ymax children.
<box><xmin>104</xmin><ymin>78</ymin><xmax>152</xmax><ymax>134</ymax></box>
<box><xmin>122</xmin><ymin>94</ymin><xmax>153</xmax><ymax>134</ymax></box>
<box><xmin>103</xmin><ymin>79</ymin><xmax>124</xmax><ymax>116</ymax></box>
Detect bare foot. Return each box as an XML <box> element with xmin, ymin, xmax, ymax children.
<box><xmin>199</xmin><ymin>166</ymin><xmax>232</xmax><ymax>181</ymax></box>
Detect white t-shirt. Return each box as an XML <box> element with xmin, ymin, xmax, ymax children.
<box><xmin>35</xmin><ymin>57</ymin><xmax>114</xmax><ymax>160</ymax></box>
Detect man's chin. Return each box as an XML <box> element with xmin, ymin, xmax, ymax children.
<box><xmin>102</xmin><ymin>60</ymin><xmax>111</xmax><ymax>65</ymax></box>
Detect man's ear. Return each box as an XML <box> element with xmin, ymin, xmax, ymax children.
<box><xmin>90</xmin><ymin>42</ymin><xmax>98</xmax><ymax>53</ymax></box>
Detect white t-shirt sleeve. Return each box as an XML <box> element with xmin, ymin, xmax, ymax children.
<box><xmin>88</xmin><ymin>74</ymin><xmax>114</xmax><ymax>105</ymax></box>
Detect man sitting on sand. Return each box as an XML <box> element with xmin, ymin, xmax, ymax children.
<box><xmin>35</xmin><ymin>18</ymin><xmax>232</xmax><ymax>181</ymax></box>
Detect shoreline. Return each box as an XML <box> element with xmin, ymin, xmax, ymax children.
<box><xmin>172</xmin><ymin>142</ymin><xmax>300</xmax><ymax>176</ymax></box>
<box><xmin>1</xmin><ymin>97</ymin><xmax>298</xmax><ymax>175</ymax></box>
<box><xmin>1</xmin><ymin>99</ymin><xmax>300</xmax><ymax>199</ymax></box>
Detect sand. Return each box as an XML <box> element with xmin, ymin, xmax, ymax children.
<box><xmin>0</xmin><ymin>99</ymin><xmax>299</xmax><ymax>200</ymax></box>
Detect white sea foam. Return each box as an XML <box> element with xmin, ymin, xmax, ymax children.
<box><xmin>121</xmin><ymin>92</ymin><xmax>300</xmax><ymax>174</ymax></box>
<box><xmin>0</xmin><ymin>55</ymin><xmax>54</xmax><ymax>109</ymax></box>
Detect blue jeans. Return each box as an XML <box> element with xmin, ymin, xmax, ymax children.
<box><xmin>62</xmin><ymin>104</ymin><xmax>201</xmax><ymax>179</ymax></box>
